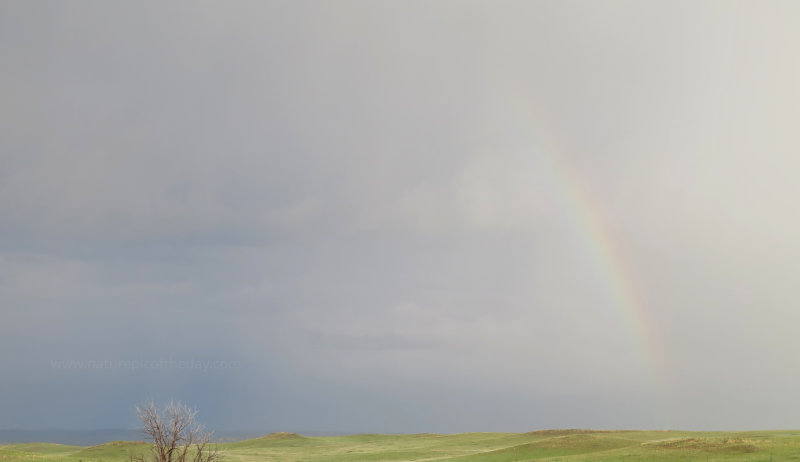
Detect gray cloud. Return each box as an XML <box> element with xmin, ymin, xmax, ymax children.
<box><xmin>2</xmin><ymin>0</ymin><xmax>800</xmax><ymax>433</ymax></box>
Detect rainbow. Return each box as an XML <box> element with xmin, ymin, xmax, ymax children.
<box><xmin>549</xmin><ymin>147</ymin><xmax>669</xmax><ymax>387</ymax></box>
<box><xmin>504</xmin><ymin>86</ymin><xmax>673</xmax><ymax>404</ymax></box>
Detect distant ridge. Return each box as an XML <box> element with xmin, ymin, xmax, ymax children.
<box><xmin>0</xmin><ymin>430</ymin><xmax>143</xmax><ymax>446</ymax></box>
<box><xmin>525</xmin><ymin>429</ymin><xmax>617</xmax><ymax>437</ymax></box>
<box><xmin>0</xmin><ymin>429</ymin><xmax>351</xmax><ymax>446</ymax></box>
<box><xmin>261</xmin><ymin>432</ymin><xmax>305</xmax><ymax>440</ymax></box>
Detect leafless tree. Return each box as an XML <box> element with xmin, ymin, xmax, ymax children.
<box><xmin>132</xmin><ymin>401</ymin><xmax>217</xmax><ymax>462</ymax></box>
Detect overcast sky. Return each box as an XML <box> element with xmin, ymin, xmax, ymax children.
<box><xmin>3</xmin><ymin>0</ymin><xmax>800</xmax><ymax>433</ymax></box>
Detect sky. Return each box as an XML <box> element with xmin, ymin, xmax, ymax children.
<box><xmin>2</xmin><ymin>0</ymin><xmax>800</xmax><ymax>434</ymax></box>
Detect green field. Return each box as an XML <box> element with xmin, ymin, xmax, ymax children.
<box><xmin>3</xmin><ymin>430</ymin><xmax>800</xmax><ymax>461</ymax></box>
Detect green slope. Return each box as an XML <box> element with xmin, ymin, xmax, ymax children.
<box><xmin>2</xmin><ymin>430</ymin><xmax>800</xmax><ymax>461</ymax></box>
<box><xmin>72</xmin><ymin>441</ymin><xmax>150</xmax><ymax>460</ymax></box>
<box><xmin>0</xmin><ymin>442</ymin><xmax>84</xmax><ymax>454</ymax></box>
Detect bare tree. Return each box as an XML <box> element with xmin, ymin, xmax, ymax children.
<box><xmin>133</xmin><ymin>401</ymin><xmax>217</xmax><ymax>462</ymax></box>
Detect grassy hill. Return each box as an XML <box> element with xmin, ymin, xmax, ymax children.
<box><xmin>2</xmin><ymin>430</ymin><xmax>800</xmax><ymax>461</ymax></box>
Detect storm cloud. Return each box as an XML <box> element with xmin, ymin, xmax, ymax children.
<box><xmin>2</xmin><ymin>0</ymin><xmax>800</xmax><ymax>433</ymax></box>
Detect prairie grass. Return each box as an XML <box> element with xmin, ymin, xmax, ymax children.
<box><xmin>2</xmin><ymin>430</ymin><xmax>800</xmax><ymax>461</ymax></box>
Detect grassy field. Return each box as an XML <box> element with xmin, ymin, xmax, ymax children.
<box><xmin>2</xmin><ymin>430</ymin><xmax>800</xmax><ymax>461</ymax></box>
